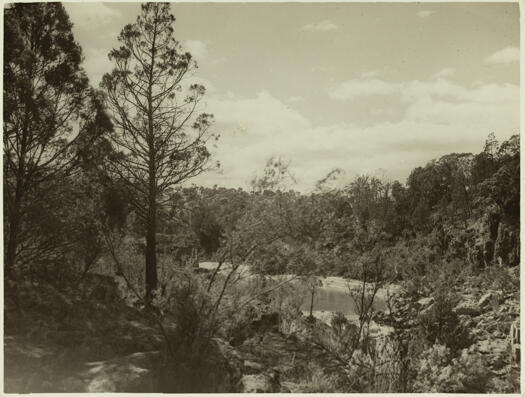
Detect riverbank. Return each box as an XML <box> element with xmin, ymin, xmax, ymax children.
<box><xmin>321</xmin><ymin>276</ymin><xmax>402</xmax><ymax>301</ymax></box>
<box><xmin>199</xmin><ymin>261</ymin><xmax>401</xmax><ymax>309</ymax></box>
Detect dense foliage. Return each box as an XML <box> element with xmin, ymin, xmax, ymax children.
<box><xmin>3</xmin><ymin>3</ymin><xmax>112</xmax><ymax>274</ymax></box>
<box><xmin>162</xmin><ymin>133</ymin><xmax>519</xmax><ymax>282</ymax></box>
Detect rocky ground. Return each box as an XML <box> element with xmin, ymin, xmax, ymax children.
<box><xmin>4</xmin><ymin>266</ymin><xmax>520</xmax><ymax>393</ymax></box>
<box><xmin>376</xmin><ymin>267</ymin><xmax>520</xmax><ymax>393</ymax></box>
<box><xmin>4</xmin><ymin>274</ymin><xmax>164</xmax><ymax>392</ymax></box>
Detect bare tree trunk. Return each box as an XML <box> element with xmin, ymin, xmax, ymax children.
<box><xmin>5</xmin><ymin>210</ymin><xmax>20</xmax><ymax>272</ymax></box>
<box><xmin>145</xmin><ymin>164</ymin><xmax>158</xmax><ymax>301</ymax></box>
<box><xmin>309</xmin><ymin>288</ymin><xmax>315</xmax><ymax>318</ymax></box>
<box><xmin>145</xmin><ymin>16</ymin><xmax>158</xmax><ymax>302</ymax></box>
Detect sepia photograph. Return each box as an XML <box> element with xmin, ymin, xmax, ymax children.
<box><xmin>3</xmin><ymin>1</ymin><xmax>521</xmax><ymax>393</ymax></box>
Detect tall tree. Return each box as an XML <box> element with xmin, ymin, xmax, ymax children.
<box><xmin>101</xmin><ymin>3</ymin><xmax>216</xmax><ymax>299</ymax></box>
<box><xmin>3</xmin><ymin>3</ymin><xmax>111</xmax><ymax>272</ymax></box>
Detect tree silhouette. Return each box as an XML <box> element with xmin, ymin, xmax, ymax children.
<box><xmin>101</xmin><ymin>3</ymin><xmax>217</xmax><ymax>299</ymax></box>
<box><xmin>3</xmin><ymin>3</ymin><xmax>112</xmax><ymax>272</ymax></box>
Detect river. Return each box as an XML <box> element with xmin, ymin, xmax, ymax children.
<box><xmin>199</xmin><ymin>262</ymin><xmax>399</xmax><ymax>319</ymax></box>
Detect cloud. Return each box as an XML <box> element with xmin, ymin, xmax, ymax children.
<box><xmin>432</xmin><ymin>67</ymin><xmax>455</xmax><ymax>79</ymax></box>
<box><xmin>183</xmin><ymin>40</ymin><xmax>209</xmax><ymax>62</ymax></box>
<box><xmin>302</xmin><ymin>20</ymin><xmax>339</xmax><ymax>31</ymax></box>
<box><xmin>329</xmin><ymin>76</ymin><xmax>518</xmax><ymax>105</ymax></box>
<box><xmin>361</xmin><ymin>70</ymin><xmax>380</xmax><ymax>78</ymax></box>
<box><xmin>328</xmin><ymin>78</ymin><xmax>397</xmax><ymax>100</ymax></box>
<box><xmin>207</xmin><ymin>91</ymin><xmax>310</xmax><ymax>137</ymax></box>
<box><xmin>210</xmin><ymin>56</ymin><xmax>227</xmax><ymax>66</ymax></box>
<box><xmin>83</xmin><ymin>48</ymin><xmax>113</xmax><ymax>87</ymax></box>
<box><xmin>64</xmin><ymin>3</ymin><xmax>121</xmax><ymax>29</ymax></box>
<box><xmin>484</xmin><ymin>47</ymin><xmax>520</xmax><ymax>65</ymax></box>
<box><xmin>417</xmin><ymin>10</ymin><xmax>435</xmax><ymax>18</ymax></box>
<box><xmin>311</xmin><ymin>65</ymin><xmax>332</xmax><ymax>73</ymax></box>
<box><xmin>400</xmin><ymin>79</ymin><xmax>518</xmax><ymax>105</ymax></box>
<box><xmin>287</xmin><ymin>96</ymin><xmax>305</xmax><ymax>103</ymax></box>
<box><xmin>193</xmin><ymin>79</ymin><xmax>518</xmax><ymax>191</ymax></box>
<box><xmin>199</xmin><ymin>91</ymin><xmax>311</xmax><ymax>187</ymax></box>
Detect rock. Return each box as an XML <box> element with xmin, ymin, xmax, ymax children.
<box><xmin>455</xmin><ymin>298</ymin><xmax>481</xmax><ymax>316</ymax></box>
<box><xmin>83</xmin><ymin>351</ymin><xmax>161</xmax><ymax>392</ymax></box>
<box><xmin>478</xmin><ymin>292</ymin><xmax>495</xmax><ymax>308</ymax></box>
<box><xmin>466</xmin><ymin>210</ymin><xmax>496</xmax><ymax>268</ymax></box>
<box><xmin>244</xmin><ymin>360</ymin><xmax>265</xmax><ymax>374</ymax></box>
<box><xmin>281</xmin><ymin>381</ymin><xmax>302</xmax><ymax>393</ymax></box>
<box><xmin>463</xmin><ymin>205</ymin><xmax>521</xmax><ymax>269</ymax></box>
<box><xmin>475</xmin><ymin>338</ymin><xmax>507</xmax><ymax>357</ymax></box>
<box><xmin>494</xmin><ymin>222</ymin><xmax>520</xmax><ymax>267</ymax></box>
<box><xmin>417</xmin><ymin>296</ymin><xmax>434</xmax><ymax>308</ymax></box>
<box><xmin>241</xmin><ymin>372</ymin><xmax>280</xmax><ymax>393</ymax></box>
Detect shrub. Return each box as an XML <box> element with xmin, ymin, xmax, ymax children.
<box><xmin>418</xmin><ymin>289</ymin><xmax>471</xmax><ymax>353</ymax></box>
<box><xmin>152</xmin><ymin>269</ymin><xmax>222</xmax><ymax>391</ymax></box>
<box><xmin>302</xmin><ymin>363</ymin><xmax>339</xmax><ymax>393</ymax></box>
<box><xmin>269</xmin><ymin>281</ymin><xmax>305</xmax><ymax>334</ymax></box>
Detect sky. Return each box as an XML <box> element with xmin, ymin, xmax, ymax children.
<box><xmin>63</xmin><ymin>2</ymin><xmax>520</xmax><ymax>192</ymax></box>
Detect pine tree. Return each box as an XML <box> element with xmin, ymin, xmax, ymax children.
<box><xmin>101</xmin><ymin>3</ymin><xmax>217</xmax><ymax>299</ymax></box>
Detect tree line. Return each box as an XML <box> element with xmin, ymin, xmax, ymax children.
<box><xmin>171</xmin><ymin>132</ymin><xmax>519</xmax><ymax>284</ymax></box>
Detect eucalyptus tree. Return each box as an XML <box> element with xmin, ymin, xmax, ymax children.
<box><xmin>101</xmin><ymin>3</ymin><xmax>217</xmax><ymax>299</ymax></box>
<box><xmin>3</xmin><ymin>3</ymin><xmax>112</xmax><ymax>272</ymax></box>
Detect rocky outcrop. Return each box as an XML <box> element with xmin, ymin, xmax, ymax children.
<box><xmin>375</xmin><ymin>273</ymin><xmax>519</xmax><ymax>393</ymax></box>
<box><xmin>465</xmin><ymin>205</ymin><xmax>519</xmax><ymax>268</ymax></box>
<box><xmin>494</xmin><ymin>222</ymin><xmax>520</xmax><ymax>267</ymax></box>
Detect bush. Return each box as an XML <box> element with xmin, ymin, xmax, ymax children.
<box><xmin>301</xmin><ymin>363</ymin><xmax>339</xmax><ymax>393</ymax></box>
<box><xmin>268</xmin><ymin>281</ymin><xmax>305</xmax><ymax>334</ymax></box>
<box><xmin>152</xmin><ymin>268</ymin><xmax>223</xmax><ymax>391</ymax></box>
<box><xmin>418</xmin><ymin>289</ymin><xmax>471</xmax><ymax>353</ymax></box>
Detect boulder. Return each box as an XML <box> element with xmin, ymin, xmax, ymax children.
<box><xmin>454</xmin><ymin>297</ymin><xmax>481</xmax><ymax>317</ymax></box>
<box><xmin>241</xmin><ymin>372</ymin><xmax>280</xmax><ymax>393</ymax></box>
<box><xmin>477</xmin><ymin>291</ymin><xmax>501</xmax><ymax>308</ymax></box>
